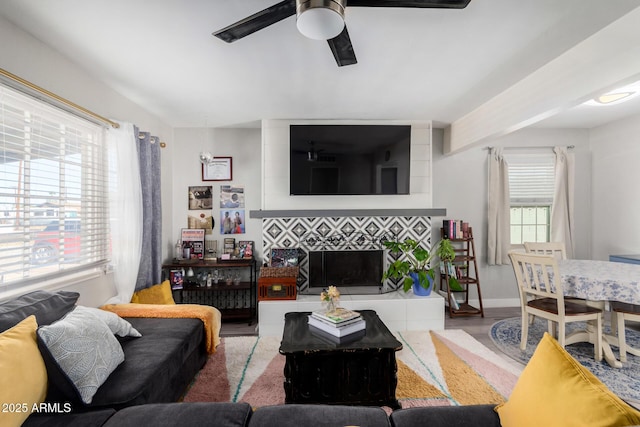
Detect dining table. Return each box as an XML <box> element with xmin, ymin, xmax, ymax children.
<box><xmin>557</xmin><ymin>259</ymin><xmax>640</xmax><ymax>368</ymax></box>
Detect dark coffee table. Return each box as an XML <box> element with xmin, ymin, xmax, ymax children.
<box><xmin>279</xmin><ymin>309</ymin><xmax>402</xmax><ymax>409</ymax></box>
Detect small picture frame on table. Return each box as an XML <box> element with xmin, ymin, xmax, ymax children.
<box><xmin>202</xmin><ymin>156</ymin><xmax>232</xmax><ymax>181</ymax></box>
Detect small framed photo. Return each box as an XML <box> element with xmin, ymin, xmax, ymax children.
<box><xmin>270</xmin><ymin>248</ymin><xmax>300</xmax><ymax>267</ymax></box>
<box><xmin>188</xmin><ymin>186</ymin><xmax>212</xmax><ymax>210</ymax></box>
<box><xmin>202</xmin><ymin>156</ymin><xmax>232</xmax><ymax>181</ymax></box>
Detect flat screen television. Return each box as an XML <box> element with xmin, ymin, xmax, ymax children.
<box><xmin>290</xmin><ymin>124</ymin><xmax>411</xmax><ymax>196</ymax></box>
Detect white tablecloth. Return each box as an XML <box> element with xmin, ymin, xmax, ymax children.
<box><xmin>559</xmin><ymin>259</ymin><xmax>640</xmax><ymax>305</ymax></box>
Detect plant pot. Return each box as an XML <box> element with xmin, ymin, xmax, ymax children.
<box><xmin>409</xmin><ymin>272</ymin><xmax>433</xmax><ymax>296</ymax></box>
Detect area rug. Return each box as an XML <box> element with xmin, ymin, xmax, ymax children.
<box><xmin>184</xmin><ymin>329</ymin><xmax>522</xmax><ymax>409</ymax></box>
<box><xmin>490</xmin><ymin>317</ymin><xmax>640</xmax><ymax>408</ymax></box>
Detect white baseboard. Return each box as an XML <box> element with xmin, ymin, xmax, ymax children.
<box><xmin>468</xmin><ymin>298</ymin><xmax>520</xmax><ymax>308</ymax></box>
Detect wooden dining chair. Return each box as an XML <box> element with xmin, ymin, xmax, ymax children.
<box><xmin>610</xmin><ymin>302</ymin><xmax>640</xmax><ymax>362</ymax></box>
<box><xmin>524</xmin><ymin>241</ymin><xmax>586</xmax><ymax>314</ymax></box>
<box><xmin>523</xmin><ymin>241</ymin><xmax>567</xmax><ymax>260</ymax></box>
<box><xmin>508</xmin><ymin>251</ymin><xmax>603</xmax><ymax>361</ymax></box>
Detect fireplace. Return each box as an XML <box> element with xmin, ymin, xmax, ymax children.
<box><xmin>306</xmin><ymin>250</ymin><xmax>384</xmax><ymax>295</ymax></box>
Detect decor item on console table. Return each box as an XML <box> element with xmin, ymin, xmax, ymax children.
<box><xmin>162</xmin><ymin>258</ymin><xmax>256</xmax><ymax>324</ymax></box>
<box><xmin>258</xmin><ymin>266</ymin><xmax>298</xmax><ymax>301</ymax></box>
<box><xmin>382</xmin><ymin>238</ymin><xmax>457</xmax><ymax>296</ymax></box>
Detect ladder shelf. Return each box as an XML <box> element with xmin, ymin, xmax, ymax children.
<box><xmin>439</xmin><ymin>226</ymin><xmax>484</xmax><ymax>318</ymax></box>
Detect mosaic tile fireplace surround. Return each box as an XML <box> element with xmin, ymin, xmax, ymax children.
<box><xmin>262</xmin><ymin>215</ymin><xmax>434</xmax><ymax>293</ymax></box>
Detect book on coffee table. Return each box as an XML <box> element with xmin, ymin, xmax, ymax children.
<box><xmin>309</xmin><ymin>325</ymin><xmax>366</xmax><ymax>345</ymax></box>
<box><xmin>308</xmin><ymin>315</ymin><xmax>366</xmax><ymax>338</ymax></box>
<box><xmin>311</xmin><ymin>307</ymin><xmax>361</xmax><ymax>324</ymax></box>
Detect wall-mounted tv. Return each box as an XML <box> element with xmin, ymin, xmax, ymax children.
<box><xmin>289</xmin><ymin>124</ymin><xmax>411</xmax><ymax>196</ymax></box>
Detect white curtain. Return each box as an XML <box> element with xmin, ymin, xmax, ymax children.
<box><xmin>487</xmin><ymin>148</ymin><xmax>511</xmax><ymax>265</ymax></box>
<box><xmin>551</xmin><ymin>147</ymin><xmax>575</xmax><ymax>258</ymax></box>
<box><xmin>105</xmin><ymin>123</ymin><xmax>143</xmax><ymax>304</ymax></box>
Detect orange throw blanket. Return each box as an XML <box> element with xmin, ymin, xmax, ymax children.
<box><xmin>100</xmin><ymin>303</ymin><xmax>222</xmax><ymax>354</ymax></box>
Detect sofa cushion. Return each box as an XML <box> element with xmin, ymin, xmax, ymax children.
<box><xmin>75</xmin><ymin>306</ymin><xmax>141</xmax><ymax>337</ymax></box>
<box><xmin>103</xmin><ymin>402</ymin><xmax>252</xmax><ymax>427</ymax></box>
<box><xmin>0</xmin><ymin>290</ymin><xmax>79</xmax><ymax>332</ymax></box>
<box><xmin>21</xmin><ymin>409</ymin><xmax>116</xmax><ymax>427</ymax></box>
<box><xmin>0</xmin><ymin>316</ymin><xmax>48</xmax><ymax>427</ymax></box>
<box><xmin>37</xmin><ymin>307</ymin><xmax>125</xmax><ymax>405</ymax></box>
<box><xmin>130</xmin><ymin>280</ymin><xmax>175</xmax><ymax>304</ymax></box>
<box><xmin>390</xmin><ymin>404</ymin><xmax>501</xmax><ymax>427</ymax></box>
<box><xmin>88</xmin><ymin>317</ymin><xmax>206</xmax><ymax>408</ymax></box>
<box><xmin>495</xmin><ymin>332</ymin><xmax>640</xmax><ymax>427</ymax></box>
<box><xmin>249</xmin><ymin>404</ymin><xmax>391</xmax><ymax>427</ymax></box>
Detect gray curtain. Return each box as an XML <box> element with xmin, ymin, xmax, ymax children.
<box><xmin>135</xmin><ymin>129</ymin><xmax>162</xmax><ymax>290</ymax></box>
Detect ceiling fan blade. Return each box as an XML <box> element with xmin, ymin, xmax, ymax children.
<box><xmin>346</xmin><ymin>0</ymin><xmax>471</xmax><ymax>8</ymax></box>
<box><xmin>213</xmin><ymin>0</ymin><xmax>296</xmax><ymax>43</ymax></box>
<box><xmin>328</xmin><ymin>26</ymin><xmax>357</xmax><ymax>67</ymax></box>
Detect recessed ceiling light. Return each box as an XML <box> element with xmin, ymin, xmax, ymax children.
<box><xmin>585</xmin><ymin>81</ymin><xmax>640</xmax><ymax>106</ymax></box>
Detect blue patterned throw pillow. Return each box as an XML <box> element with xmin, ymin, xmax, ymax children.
<box><xmin>74</xmin><ymin>305</ymin><xmax>142</xmax><ymax>337</ymax></box>
<box><xmin>37</xmin><ymin>307</ymin><xmax>125</xmax><ymax>404</ymax></box>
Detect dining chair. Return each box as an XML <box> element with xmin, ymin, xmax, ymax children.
<box><xmin>508</xmin><ymin>251</ymin><xmax>603</xmax><ymax>361</ymax></box>
<box><xmin>523</xmin><ymin>241</ymin><xmax>567</xmax><ymax>260</ymax></box>
<box><xmin>524</xmin><ymin>241</ymin><xmax>586</xmax><ymax>319</ymax></box>
<box><xmin>610</xmin><ymin>302</ymin><xmax>640</xmax><ymax>362</ymax></box>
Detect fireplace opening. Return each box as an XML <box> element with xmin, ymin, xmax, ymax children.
<box><xmin>306</xmin><ymin>250</ymin><xmax>384</xmax><ymax>295</ymax></box>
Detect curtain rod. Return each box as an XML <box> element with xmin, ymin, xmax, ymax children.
<box><xmin>0</xmin><ymin>68</ymin><xmax>120</xmax><ymax>129</ymax></box>
<box><xmin>485</xmin><ymin>145</ymin><xmax>574</xmax><ymax>150</ymax></box>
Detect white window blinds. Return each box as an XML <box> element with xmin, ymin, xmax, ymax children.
<box><xmin>0</xmin><ymin>83</ymin><xmax>110</xmax><ymax>292</ymax></box>
<box><xmin>506</xmin><ymin>153</ymin><xmax>555</xmax><ymax>204</ymax></box>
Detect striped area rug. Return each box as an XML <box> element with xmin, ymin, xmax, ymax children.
<box><xmin>183</xmin><ymin>329</ymin><xmax>522</xmax><ymax>409</ymax></box>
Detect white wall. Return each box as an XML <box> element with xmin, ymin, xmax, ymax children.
<box><xmin>262</xmin><ymin>119</ymin><xmax>433</xmax><ymax>210</ymax></box>
<box><xmin>0</xmin><ymin>15</ymin><xmax>174</xmax><ymax>306</ymax></box>
<box><xmin>432</xmin><ymin>127</ymin><xmax>592</xmax><ymax>306</ymax></box>
<box><xmin>171</xmin><ymin>128</ymin><xmax>263</xmax><ymax>261</ymax></box>
<box><xmin>590</xmin><ymin>112</ymin><xmax>640</xmax><ymax>260</ymax></box>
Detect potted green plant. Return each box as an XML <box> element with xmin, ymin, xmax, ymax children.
<box><xmin>381</xmin><ymin>238</ymin><xmax>459</xmax><ymax>295</ymax></box>
<box><xmin>436</xmin><ymin>239</ymin><xmax>462</xmax><ymax>291</ymax></box>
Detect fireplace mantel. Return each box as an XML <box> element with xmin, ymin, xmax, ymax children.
<box><xmin>250</xmin><ymin>208</ymin><xmax>446</xmax><ymax>218</ymax></box>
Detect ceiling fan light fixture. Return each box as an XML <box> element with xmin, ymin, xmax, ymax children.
<box><xmin>585</xmin><ymin>80</ymin><xmax>640</xmax><ymax>106</ymax></box>
<box><xmin>296</xmin><ymin>0</ymin><xmax>346</xmax><ymax>40</ymax></box>
<box><xmin>594</xmin><ymin>92</ymin><xmax>635</xmax><ymax>105</ymax></box>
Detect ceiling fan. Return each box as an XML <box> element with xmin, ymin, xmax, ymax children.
<box><xmin>292</xmin><ymin>141</ymin><xmax>325</xmax><ymax>161</ymax></box>
<box><xmin>213</xmin><ymin>0</ymin><xmax>471</xmax><ymax>67</ymax></box>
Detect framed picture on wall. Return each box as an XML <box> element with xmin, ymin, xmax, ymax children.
<box><xmin>202</xmin><ymin>156</ymin><xmax>232</xmax><ymax>181</ymax></box>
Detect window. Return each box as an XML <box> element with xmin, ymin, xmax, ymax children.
<box><xmin>0</xmin><ymin>83</ymin><xmax>110</xmax><ymax>294</ymax></box>
<box><xmin>507</xmin><ymin>153</ymin><xmax>555</xmax><ymax>245</ymax></box>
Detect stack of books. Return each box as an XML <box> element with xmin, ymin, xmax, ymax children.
<box><xmin>308</xmin><ymin>308</ymin><xmax>366</xmax><ymax>342</ymax></box>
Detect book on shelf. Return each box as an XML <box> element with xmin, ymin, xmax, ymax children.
<box><xmin>169</xmin><ymin>269</ymin><xmax>184</xmax><ymax>290</ymax></box>
<box><xmin>309</xmin><ymin>326</ymin><xmax>366</xmax><ymax>345</ymax></box>
<box><xmin>442</xmin><ymin>219</ymin><xmax>470</xmax><ymax>239</ymax></box>
<box><xmin>311</xmin><ymin>307</ymin><xmax>361</xmax><ymax>324</ymax></box>
<box><xmin>307</xmin><ymin>315</ymin><xmax>366</xmax><ymax>338</ymax></box>
<box><xmin>438</xmin><ymin>290</ymin><xmax>460</xmax><ymax>310</ymax></box>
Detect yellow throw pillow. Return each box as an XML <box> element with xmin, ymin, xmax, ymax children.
<box><xmin>495</xmin><ymin>332</ymin><xmax>640</xmax><ymax>427</ymax></box>
<box><xmin>0</xmin><ymin>315</ymin><xmax>48</xmax><ymax>427</ymax></box>
<box><xmin>131</xmin><ymin>280</ymin><xmax>176</xmax><ymax>304</ymax></box>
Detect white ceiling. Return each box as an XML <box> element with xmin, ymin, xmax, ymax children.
<box><xmin>1</xmin><ymin>0</ymin><xmax>640</xmax><ymax>132</ymax></box>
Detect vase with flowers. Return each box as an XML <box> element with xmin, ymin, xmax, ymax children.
<box><xmin>320</xmin><ymin>285</ymin><xmax>340</xmax><ymax>314</ymax></box>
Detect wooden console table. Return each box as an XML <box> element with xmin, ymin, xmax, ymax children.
<box><xmin>162</xmin><ymin>258</ymin><xmax>256</xmax><ymax>324</ymax></box>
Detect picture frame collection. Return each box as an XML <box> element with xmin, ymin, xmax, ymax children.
<box><xmin>183</xmin><ymin>156</ymin><xmax>251</xmax><ymax>260</ymax></box>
